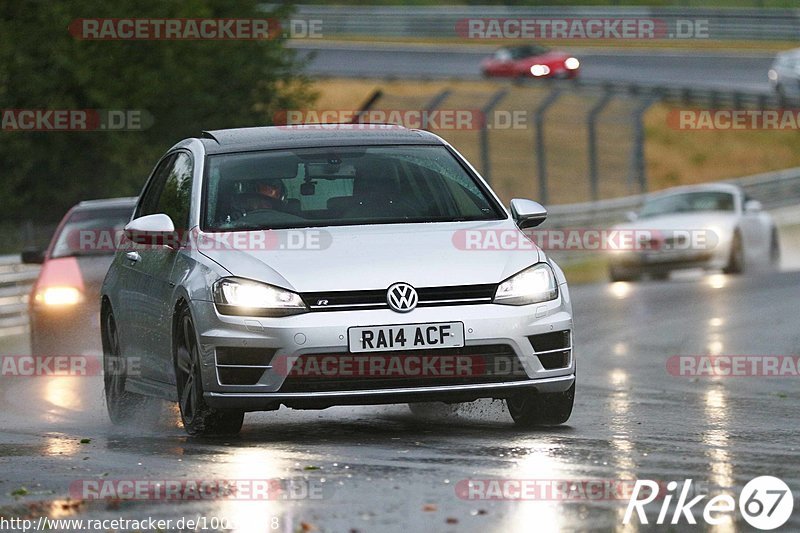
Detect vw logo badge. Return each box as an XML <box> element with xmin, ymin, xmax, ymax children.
<box><xmin>387</xmin><ymin>282</ymin><xmax>418</xmax><ymax>313</ymax></box>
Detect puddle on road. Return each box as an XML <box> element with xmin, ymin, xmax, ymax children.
<box><xmin>0</xmin><ymin>435</ymin><xmax>84</xmax><ymax>458</ymax></box>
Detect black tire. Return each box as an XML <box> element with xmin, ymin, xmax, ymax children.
<box><xmin>175</xmin><ymin>306</ymin><xmax>244</xmax><ymax>436</ymax></box>
<box><xmin>506</xmin><ymin>383</ymin><xmax>575</xmax><ymax>427</ymax></box>
<box><xmin>650</xmin><ymin>271</ymin><xmax>669</xmax><ymax>281</ymax></box>
<box><xmin>723</xmin><ymin>231</ymin><xmax>744</xmax><ymax>274</ymax></box>
<box><xmin>769</xmin><ymin>228</ymin><xmax>781</xmax><ymax>268</ymax></box>
<box><xmin>102</xmin><ymin>308</ymin><xmax>147</xmax><ymax>424</ymax></box>
<box><xmin>407</xmin><ymin>402</ymin><xmax>458</xmax><ymax>416</ymax></box>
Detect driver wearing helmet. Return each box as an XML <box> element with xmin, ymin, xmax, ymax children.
<box><xmin>231</xmin><ymin>178</ymin><xmax>287</xmax><ymax>215</ymax></box>
<box><xmin>255</xmin><ymin>179</ymin><xmax>286</xmax><ymax>206</ymax></box>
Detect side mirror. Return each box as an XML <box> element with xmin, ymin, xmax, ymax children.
<box><xmin>124</xmin><ymin>214</ymin><xmax>177</xmax><ymax>247</ymax></box>
<box><xmin>510</xmin><ymin>198</ymin><xmax>547</xmax><ymax>229</ymax></box>
<box><xmin>744</xmin><ymin>199</ymin><xmax>762</xmax><ymax>213</ymax></box>
<box><xmin>626</xmin><ymin>211</ymin><xmax>638</xmax><ymax>222</ymax></box>
<box><xmin>21</xmin><ymin>248</ymin><xmax>45</xmax><ymax>265</ymax></box>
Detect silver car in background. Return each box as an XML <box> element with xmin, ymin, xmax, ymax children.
<box><xmin>608</xmin><ymin>183</ymin><xmax>779</xmax><ymax>281</ymax></box>
<box><xmin>768</xmin><ymin>48</ymin><xmax>800</xmax><ymax>96</ymax></box>
<box><xmin>100</xmin><ymin>125</ymin><xmax>575</xmax><ymax>435</ymax></box>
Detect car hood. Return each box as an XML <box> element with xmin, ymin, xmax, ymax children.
<box><xmin>196</xmin><ymin>220</ymin><xmax>544</xmax><ymax>292</ymax></box>
<box><xmin>613</xmin><ymin>212</ymin><xmax>738</xmax><ymax>232</ymax></box>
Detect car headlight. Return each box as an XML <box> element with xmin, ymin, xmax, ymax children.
<box><xmin>530</xmin><ymin>64</ymin><xmax>550</xmax><ymax>77</ymax></box>
<box><xmin>565</xmin><ymin>57</ymin><xmax>580</xmax><ymax>70</ymax></box>
<box><xmin>34</xmin><ymin>286</ymin><xmax>83</xmax><ymax>306</ymax></box>
<box><xmin>213</xmin><ymin>278</ymin><xmax>307</xmax><ymax>317</ymax></box>
<box><xmin>493</xmin><ymin>263</ymin><xmax>558</xmax><ymax>306</ymax></box>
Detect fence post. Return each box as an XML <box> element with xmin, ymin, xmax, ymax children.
<box><xmin>533</xmin><ymin>88</ymin><xmax>562</xmax><ymax>205</ymax></box>
<box><xmin>587</xmin><ymin>91</ymin><xmax>614</xmax><ymax>202</ymax></box>
<box><xmin>424</xmin><ymin>89</ymin><xmax>451</xmax><ymax>112</ymax></box>
<box><xmin>479</xmin><ymin>88</ymin><xmax>508</xmax><ymax>184</ymax></box>
<box><xmin>628</xmin><ymin>97</ymin><xmax>659</xmax><ymax>194</ymax></box>
<box><xmin>351</xmin><ymin>89</ymin><xmax>383</xmax><ymax>123</ymax></box>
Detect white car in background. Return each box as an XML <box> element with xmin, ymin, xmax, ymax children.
<box><xmin>608</xmin><ymin>184</ymin><xmax>779</xmax><ymax>282</ymax></box>
<box><xmin>768</xmin><ymin>48</ymin><xmax>800</xmax><ymax>96</ymax></box>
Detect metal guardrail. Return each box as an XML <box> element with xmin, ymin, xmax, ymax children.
<box><xmin>0</xmin><ymin>255</ymin><xmax>38</xmax><ymax>338</ymax></box>
<box><xmin>292</xmin><ymin>5</ymin><xmax>800</xmax><ymax>42</ymax></box>
<box><xmin>569</xmin><ymin>79</ymin><xmax>800</xmax><ymax>109</ymax></box>
<box><xmin>546</xmin><ymin>165</ymin><xmax>800</xmax><ymax>228</ymax></box>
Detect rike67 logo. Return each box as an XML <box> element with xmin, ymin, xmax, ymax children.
<box><xmin>624</xmin><ymin>476</ymin><xmax>794</xmax><ymax>530</ymax></box>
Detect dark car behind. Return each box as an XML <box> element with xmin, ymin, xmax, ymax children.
<box><xmin>23</xmin><ymin>197</ymin><xmax>137</xmax><ymax>355</ymax></box>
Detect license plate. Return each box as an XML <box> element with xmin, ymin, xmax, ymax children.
<box><xmin>348</xmin><ymin>322</ymin><xmax>465</xmax><ymax>353</ymax></box>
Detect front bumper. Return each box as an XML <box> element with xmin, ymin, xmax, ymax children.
<box><xmin>609</xmin><ymin>246</ymin><xmax>729</xmax><ymax>273</ymax></box>
<box><xmin>191</xmin><ymin>288</ymin><xmax>574</xmax><ymax>410</ymax></box>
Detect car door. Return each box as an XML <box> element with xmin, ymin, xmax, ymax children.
<box><xmin>121</xmin><ymin>151</ymin><xmax>194</xmax><ymax>383</ymax></box>
<box><xmin>116</xmin><ymin>154</ymin><xmax>174</xmax><ymax>370</ymax></box>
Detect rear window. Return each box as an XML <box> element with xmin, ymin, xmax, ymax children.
<box><xmin>202</xmin><ymin>145</ymin><xmax>505</xmax><ymax>232</ymax></box>
<box><xmin>50</xmin><ymin>207</ymin><xmax>133</xmax><ymax>258</ymax></box>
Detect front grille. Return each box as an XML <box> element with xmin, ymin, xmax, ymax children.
<box><xmin>278</xmin><ymin>344</ymin><xmax>526</xmax><ymax>393</ymax></box>
<box><xmin>528</xmin><ymin>331</ymin><xmax>571</xmax><ymax>370</ymax></box>
<box><xmin>302</xmin><ymin>284</ymin><xmax>497</xmax><ymax>312</ymax></box>
<box><xmin>216</xmin><ymin>347</ymin><xmax>277</xmax><ymax>386</ymax></box>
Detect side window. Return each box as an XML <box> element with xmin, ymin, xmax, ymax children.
<box><xmin>136</xmin><ymin>154</ymin><xmax>176</xmax><ymax>219</ymax></box>
<box><xmin>156</xmin><ymin>152</ymin><xmax>194</xmax><ymax>229</ymax></box>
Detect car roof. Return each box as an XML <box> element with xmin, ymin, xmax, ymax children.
<box><xmin>197</xmin><ymin>124</ymin><xmax>444</xmax><ymax>154</ymax></box>
<box><xmin>73</xmin><ymin>197</ymin><xmax>138</xmax><ymax>211</ymax></box>
<box><xmin>648</xmin><ymin>183</ymin><xmax>741</xmax><ymax>198</ymax></box>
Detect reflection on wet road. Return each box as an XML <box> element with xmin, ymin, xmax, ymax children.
<box><xmin>0</xmin><ymin>270</ymin><xmax>798</xmax><ymax>532</ymax></box>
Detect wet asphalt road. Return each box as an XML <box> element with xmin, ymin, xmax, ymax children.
<box><xmin>0</xmin><ymin>265</ymin><xmax>798</xmax><ymax>532</ymax></box>
<box><xmin>291</xmin><ymin>42</ymin><xmax>775</xmax><ymax>92</ymax></box>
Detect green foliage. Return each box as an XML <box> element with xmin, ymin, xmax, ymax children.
<box><xmin>0</xmin><ymin>0</ymin><xmax>316</xmax><ymax>223</ymax></box>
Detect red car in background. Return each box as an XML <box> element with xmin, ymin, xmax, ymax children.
<box><xmin>22</xmin><ymin>197</ymin><xmax>137</xmax><ymax>355</ymax></box>
<box><xmin>481</xmin><ymin>44</ymin><xmax>580</xmax><ymax>79</ymax></box>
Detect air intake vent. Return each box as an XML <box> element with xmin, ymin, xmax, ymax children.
<box><xmin>527</xmin><ymin>331</ymin><xmax>571</xmax><ymax>370</ymax></box>
<box><xmin>215</xmin><ymin>347</ymin><xmax>277</xmax><ymax>386</ymax></box>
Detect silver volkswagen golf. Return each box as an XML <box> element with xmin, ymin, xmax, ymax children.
<box><xmin>100</xmin><ymin>125</ymin><xmax>575</xmax><ymax>435</ymax></box>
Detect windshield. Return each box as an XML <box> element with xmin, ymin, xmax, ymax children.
<box><xmin>638</xmin><ymin>191</ymin><xmax>736</xmax><ymax>219</ymax></box>
<box><xmin>50</xmin><ymin>207</ymin><xmax>133</xmax><ymax>258</ymax></box>
<box><xmin>202</xmin><ymin>145</ymin><xmax>505</xmax><ymax>232</ymax></box>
